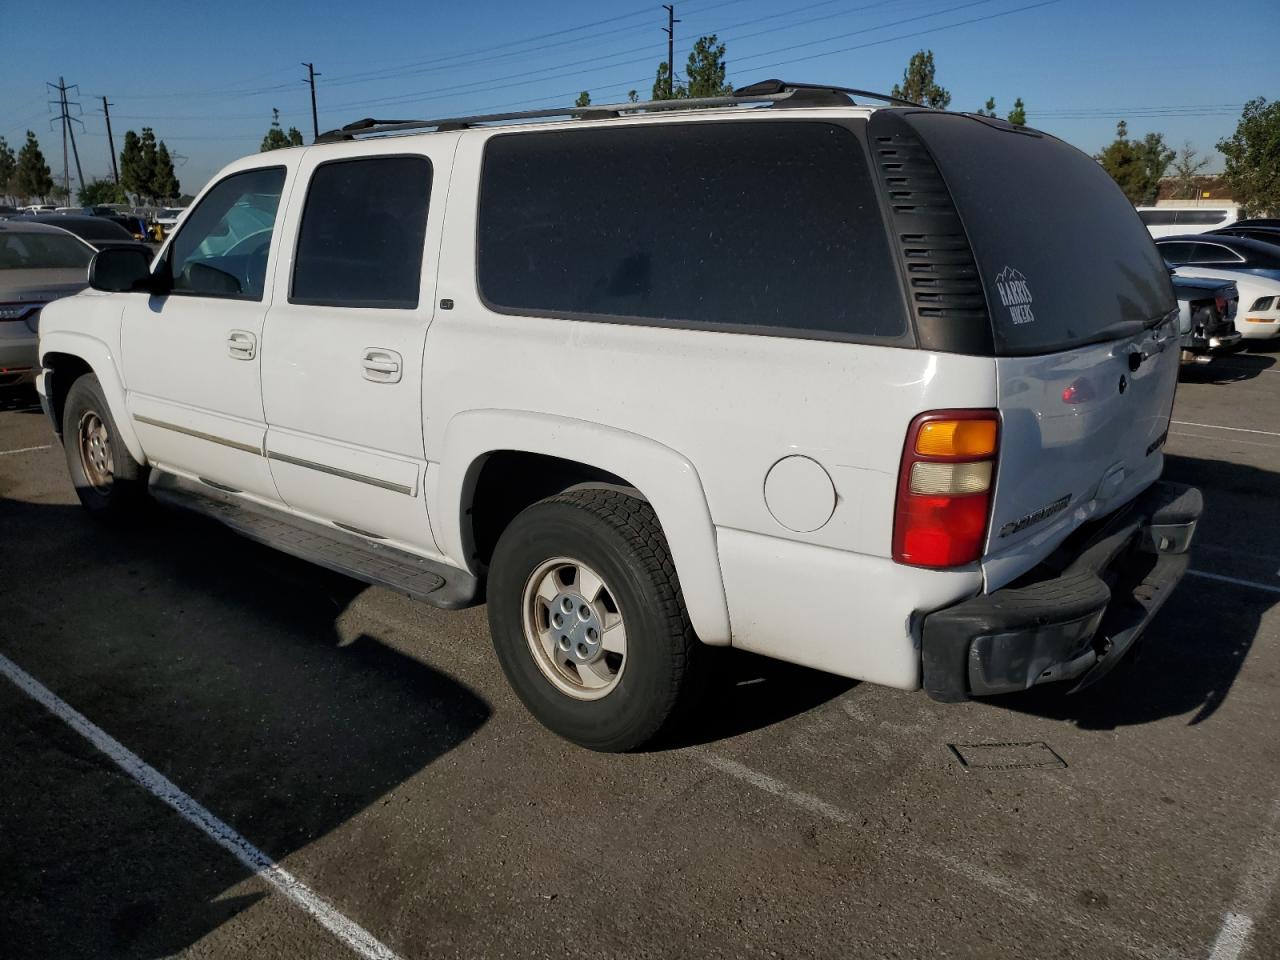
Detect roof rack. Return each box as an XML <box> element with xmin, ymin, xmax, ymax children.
<box><xmin>315</xmin><ymin>79</ymin><xmax>921</xmax><ymax>143</ymax></box>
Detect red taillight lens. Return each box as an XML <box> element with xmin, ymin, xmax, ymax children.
<box><xmin>1215</xmin><ymin>295</ymin><xmax>1228</xmax><ymax>316</ymax></box>
<box><xmin>892</xmin><ymin>409</ymin><xmax>999</xmax><ymax>568</ymax></box>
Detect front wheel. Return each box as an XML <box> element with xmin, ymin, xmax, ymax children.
<box><xmin>487</xmin><ymin>489</ymin><xmax>702</xmax><ymax>752</ymax></box>
<box><xmin>62</xmin><ymin>373</ymin><xmax>149</xmax><ymax>518</ymax></box>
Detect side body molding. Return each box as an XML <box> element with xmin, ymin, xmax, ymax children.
<box><xmin>40</xmin><ymin>330</ymin><xmax>147</xmax><ymax>464</ymax></box>
<box><xmin>434</xmin><ymin>410</ymin><xmax>732</xmax><ymax>645</ymax></box>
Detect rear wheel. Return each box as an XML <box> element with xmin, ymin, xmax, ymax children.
<box><xmin>487</xmin><ymin>489</ymin><xmax>702</xmax><ymax>752</ymax></box>
<box><xmin>62</xmin><ymin>374</ymin><xmax>148</xmax><ymax>518</ymax></box>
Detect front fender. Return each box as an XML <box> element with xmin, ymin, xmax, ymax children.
<box><xmin>39</xmin><ymin>330</ymin><xmax>147</xmax><ymax>465</ymax></box>
<box><xmin>435</xmin><ymin>410</ymin><xmax>732</xmax><ymax>645</ymax></box>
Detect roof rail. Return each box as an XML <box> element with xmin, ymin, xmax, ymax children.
<box><xmin>315</xmin><ymin>79</ymin><xmax>922</xmax><ymax>143</ymax></box>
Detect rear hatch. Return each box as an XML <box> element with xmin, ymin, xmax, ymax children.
<box><xmin>894</xmin><ymin>112</ymin><xmax>1181</xmax><ymax>590</ymax></box>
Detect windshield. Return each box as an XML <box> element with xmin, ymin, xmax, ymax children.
<box><xmin>907</xmin><ymin>113</ymin><xmax>1175</xmax><ymax>354</ymax></box>
<box><xmin>0</xmin><ymin>231</ymin><xmax>93</xmax><ymax>269</ymax></box>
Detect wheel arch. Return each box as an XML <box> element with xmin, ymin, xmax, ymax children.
<box><xmin>435</xmin><ymin>410</ymin><xmax>731</xmax><ymax>645</ymax></box>
<box><xmin>40</xmin><ymin>332</ymin><xmax>146</xmax><ymax>464</ymax></box>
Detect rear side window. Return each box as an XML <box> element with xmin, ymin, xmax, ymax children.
<box><xmin>477</xmin><ymin>121</ymin><xmax>909</xmax><ymax>343</ymax></box>
<box><xmin>1177</xmin><ymin>210</ymin><xmax>1229</xmax><ymax>225</ymax></box>
<box><xmin>907</xmin><ymin>113</ymin><xmax>1175</xmax><ymax>354</ymax></box>
<box><xmin>1138</xmin><ymin>210</ymin><xmax>1178</xmax><ymax>226</ymax></box>
<box><xmin>1187</xmin><ymin>243</ymin><xmax>1242</xmax><ymax>264</ymax></box>
<box><xmin>291</xmin><ymin>156</ymin><xmax>432</xmax><ymax>309</ymax></box>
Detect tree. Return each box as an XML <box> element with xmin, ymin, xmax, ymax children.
<box><xmin>1096</xmin><ymin>121</ymin><xmax>1173</xmax><ymax>205</ymax></box>
<box><xmin>575</xmin><ymin>91</ymin><xmax>591</xmax><ymax>108</ymax></box>
<box><xmin>153</xmin><ymin>143</ymin><xmax>180</xmax><ymax>201</ymax></box>
<box><xmin>627</xmin><ymin>90</ymin><xmax>639</xmax><ymax>103</ymax></box>
<box><xmin>977</xmin><ymin>96</ymin><xmax>997</xmax><ymax>118</ymax></box>
<box><xmin>1007</xmin><ymin>97</ymin><xmax>1026</xmax><ymax>127</ymax></box>
<box><xmin>119</xmin><ymin>130</ymin><xmax>145</xmax><ymax>200</ymax></box>
<box><xmin>652</xmin><ymin>61</ymin><xmax>685</xmax><ymax>101</ymax></box>
<box><xmin>1170</xmin><ymin>142</ymin><xmax>1210</xmax><ymax>200</ymax></box>
<box><xmin>137</xmin><ymin>128</ymin><xmax>160</xmax><ymax>201</ymax></box>
<box><xmin>891</xmin><ymin>50</ymin><xmax>950</xmax><ymax>108</ymax></box>
<box><xmin>13</xmin><ymin>130</ymin><xmax>53</xmax><ymax>202</ymax></box>
<box><xmin>261</xmin><ymin>108</ymin><xmax>303</xmax><ymax>152</ymax></box>
<box><xmin>77</xmin><ymin>178</ymin><xmax>127</xmax><ymax>206</ymax></box>
<box><xmin>1217</xmin><ymin>97</ymin><xmax>1280</xmax><ymax>217</ymax></box>
<box><xmin>684</xmin><ymin>34</ymin><xmax>731</xmax><ymax>98</ymax></box>
<box><xmin>0</xmin><ymin>137</ymin><xmax>16</xmax><ymax>202</ymax></box>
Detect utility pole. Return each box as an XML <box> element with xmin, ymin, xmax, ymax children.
<box><xmin>48</xmin><ymin>77</ymin><xmax>85</xmax><ymax>202</ymax></box>
<box><xmin>302</xmin><ymin>62</ymin><xmax>320</xmax><ymax>143</ymax></box>
<box><xmin>102</xmin><ymin>96</ymin><xmax>119</xmax><ymax>184</ymax></box>
<box><xmin>662</xmin><ymin>5</ymin><xmax>679</xmax><ymax>98</ymax></box>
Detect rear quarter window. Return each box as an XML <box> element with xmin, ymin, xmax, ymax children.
<box><xmin>476</xmin><ymin>120</ymin><xmax>910</xmax><ymax>344</ymax></box>
<box><xmin>907</xmin><ymin>113</ymin><xmax>1175</xmax><ymax>355</ymax></box>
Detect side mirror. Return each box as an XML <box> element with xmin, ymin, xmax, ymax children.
<box><xmin>88</xmin><ymin>246</ymin><xmax>157</xmax><ymax>293</ymax></box>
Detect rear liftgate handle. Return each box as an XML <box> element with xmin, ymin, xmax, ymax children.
<box><xmin>362</xmin><ymin>348</ymin><xmax>403</xmax><ymax>384</ymax></box>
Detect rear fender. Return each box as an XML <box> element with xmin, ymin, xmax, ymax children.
<box><xmin>435</xmin><ymin>410</ymin><xmax>732</xmax><ymax>644</ymax></box>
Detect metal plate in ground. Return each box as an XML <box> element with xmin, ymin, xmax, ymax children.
<box><xmin>947</xmin><ymin>741</ymin><xmax>1068</xmax><ymax>771</ymax></box>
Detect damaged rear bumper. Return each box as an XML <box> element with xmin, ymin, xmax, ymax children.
<box><xmin>922</xmin><ymin>480</ymin><xmax>1203</xmax><ymax>702</ymax></box>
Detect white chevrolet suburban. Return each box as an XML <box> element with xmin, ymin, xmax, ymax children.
<box><xmin>36</xmin><ymin>81</ymin><xmax>1202</xmax><ymax>751</ymax></box>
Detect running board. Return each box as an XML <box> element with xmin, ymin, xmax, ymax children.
<box><xmin>149</xmin><ymin>472</ymin><xmax>481</xmax><ymax>609</ymax></box>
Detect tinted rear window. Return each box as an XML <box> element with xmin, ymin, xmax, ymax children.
<box><xmin>909</xmin><ymin>113</ymin><xmax>1175</xmax><ymax>354</ymax></box>
<box><xmin>291</xmin><ymin>156</ymin><xmax>432</xmax><ymax>309</ymax></box>
<box><xmin>477</xmin><ymin>120</ymin><xmax>909</xmax><ymax>343</ymax></box>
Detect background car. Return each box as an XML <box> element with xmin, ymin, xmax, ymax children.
<box><xmin>1158</xmin><ymin>234</ymin><xmax>1280</xmax><ymax>342</ymax></box>
<box><xmin>19</xmin><ymin>214</ymin><xmax>148</xmax><ymax>252</ymax></box>
<box><xmin>1209</xmin><ymin>224</ymin><xmax>1280</xmax><ymax>247</ymax></box>
<box><xmin>1170</xmin><ymin>272</ymin><xmax>1241</xmax><ymax>361</ymax></box>
<box><xmin>0</xmin><ymin>220</ymin><xmax>92</xmax><ymax>388</ymax></box>
<box><xmin>154</xmin><ymin>207</ymin><xmax>187</xmax><ymax>239</ymax></box>
<box><xmin>1137</xmin><ymin>205</ymin><xmax>1239</xmax><ymax>238</ymax></box>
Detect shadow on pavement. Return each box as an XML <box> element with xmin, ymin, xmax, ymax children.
<box><xmin>0</xmin><ymin>384</ymin><xmax>42</xmax><ymax>412</ymax></box>
<box><xmin>0</xmin><ymin>495</ymin><xmax>491</xmax><ymax>960</ymax></box>
<box><xmin>1179</xmin><ymin>352</ymin><xmax>1275</xmax><ymax>384</ymax></box>
<box><xmin>997</xmin><ymin>452</ymin><xmax>1276</xmax><ymax>730</ymax></box>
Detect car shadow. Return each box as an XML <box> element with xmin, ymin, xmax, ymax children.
<box><xmin>0</xmin><ymin>384</ymin><xmax>42</xmax><ymax>412</ymax></box>
<box><xmin>1179</xmin><ymin>351</ymin><xmax>1275</xmax><ymax>384</ymax></box>
<box><xmin>656</xmin><ymin>650</ymin><xmax>856</xmax><ymax>750</ymax></box>
<box><xmin>994</xmin><ymin>452</ymin><xmax>1276</xmax><ymax>730</ymax></box>
<box><xmin>0</xmin><ymin>495</ymin><xmax>491</xmax><ymax>960</ymax></box>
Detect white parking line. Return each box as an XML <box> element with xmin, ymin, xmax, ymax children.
<box><xmin>0</xmin><ymin>444</ymin><xmax>51</xmax><ymax>456</ymax></box>
<box><xmin>1208</xmin><ymin>795</ymin><xmax>1280</xmax><ymax>960</ymax></box>
<box><xmin>0</xmin><ymin>651</ymin><xmax>403</xmax><ymax>960</ymax></box>
<box><xmin>1188</xmin><ymin>570</ymin><xmax>1280</xmax><ymax>596</ymax></box>
<box><xmin>1171</xmin><ymin>421</ymin><xmax>1280</xmax><ymax>439</ymax></box>
<box><xmin>1171</xmin><ymin>430</ymin><xmax>1280</xmax><ymax>450</ymax></box>
<box><xmin>705</xmin><ymin>754</ymin><xmax>1173</xmax><ymax>960</ymax></box>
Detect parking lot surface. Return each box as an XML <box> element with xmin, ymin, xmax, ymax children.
<box><xmin>2</xmin><ymin>350</ymin><xmax>1279</xmax><ymax>960</ymax></box>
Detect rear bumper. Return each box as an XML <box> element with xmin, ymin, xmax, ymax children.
<box><xmin>921</xmin><ymin>480</ymin><xmax>1202</xmax><ymax>702</ymax></box>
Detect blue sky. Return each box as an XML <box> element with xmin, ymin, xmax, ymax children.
<box><xmin>1</xmin><ymin>0</ymin><xmax>1276</xmax><ymax>196</ymax></box>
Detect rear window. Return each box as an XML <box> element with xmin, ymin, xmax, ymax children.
<box><xmin>909</xmin><ymin>113</ymin><xmax>1175</xmax><ymax>354</ymax></box>
<box><xmin>0</xmin><ymin>231</ymin><xmax>93</xmax><ymax>269</ymax></box>
<box><xmin>477</xmin><ymin>120</ymin><xmax>909</xmax><ymax>343</ymax></box>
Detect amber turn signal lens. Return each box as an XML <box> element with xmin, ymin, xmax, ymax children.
<box><xmin>914</xmin><ymin>419</ymin><xmax>998</xmax><ymax>458</ymax></box>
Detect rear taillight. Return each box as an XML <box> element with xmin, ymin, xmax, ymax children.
<box><xmin>892</xmin><ymin>410</ymin><xmax>999</xmax><ymax>568</ymax></box>
<box><xmin>1215</xmin><ymin>295</ymin><xmax>1228</xmax><ymax>316</ymax></box>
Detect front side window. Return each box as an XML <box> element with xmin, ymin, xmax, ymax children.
<box><xmin>477</xmin><ymin>120</ymin><xmax>908</xmax><ymax>342</ymax></box>
<box><xmin>169</xmin><ymin>167</ymin><xmax>286</xmax><ymax>300</ymax></box>
<box><xmin>291</xmin><ymin>156</ymin><xmax>433</xmax><ymax>309</ymax></box>
<box><xmin>1176</xmin><ymin>210</ymin><xmax>1229</xmax><ymax>225</ymax></box>
<box><xmin>1158</xmin><ymin>242</ymin><xmax>1194</xmax><ymax>265</ymax></box>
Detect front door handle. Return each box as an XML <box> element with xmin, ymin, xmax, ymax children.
<box><xmin>362</xmin><ymin>348</ymin><xmax>402</xmax><ymax>383</ymax></box>
<box><xmin>228</xmin><ymin>330</ymin><xmax>256</xmax><ymax>360</ymax></box>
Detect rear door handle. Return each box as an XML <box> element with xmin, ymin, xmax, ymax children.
<box><xmin>227</xmin><ymin>330</ymin><xmax>257</xmax><ymax>360</ymax></box>
<box><xmin>362</xmin><ymin>348</ymin><xmax>402</xmax><ymax>383</ymax></box>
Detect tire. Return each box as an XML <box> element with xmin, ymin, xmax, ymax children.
<box><xmin>487</xmin><ymin>488</ymin><xmax>702</xmax><ymax>752</ymax></box>
<box><xmin>62</xmin><ymin>373</ymin><xmax>149</xmax><ymax>518</ymax></box>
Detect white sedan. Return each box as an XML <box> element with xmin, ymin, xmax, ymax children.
<box><xmin>1156</xmin><ymin>235</ymin><xmax>1280</xmax><ymax>341</ymax></box>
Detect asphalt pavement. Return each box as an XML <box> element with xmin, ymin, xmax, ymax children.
<box><xmin>1</xmin><ymin>347</ymin><xmax>1278</xmax><ymax>960</ymax></box>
